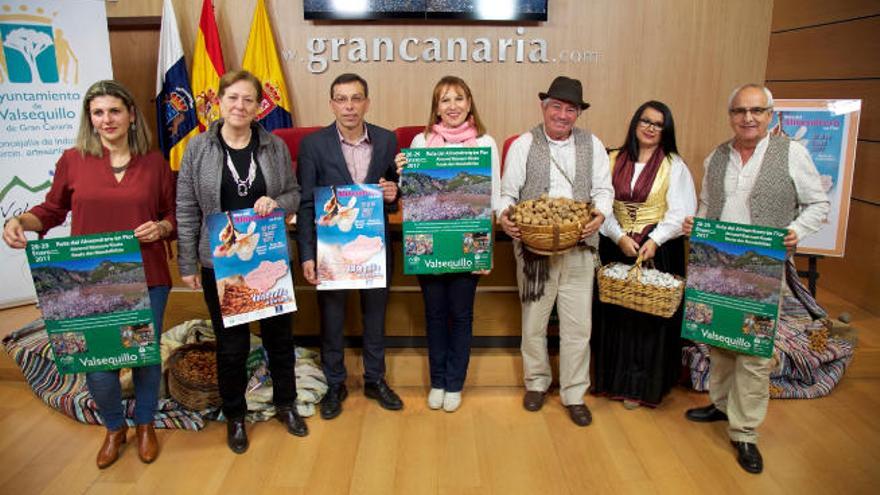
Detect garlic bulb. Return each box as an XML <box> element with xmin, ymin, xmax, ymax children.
<box><xmin>602</xmin><ymin>263</ymin><xmax>682</xmax><ymax>288</ymax></box>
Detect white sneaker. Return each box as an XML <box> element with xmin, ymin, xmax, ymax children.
<box><xmin>443</xmin><ymin>391</ymin><xmax>461</xmax><ymax>412</ymax></box>
<box><xmin>428</xmin><ymin>388</ymin><xmax>445</xmax><ymax>409</ymax></box>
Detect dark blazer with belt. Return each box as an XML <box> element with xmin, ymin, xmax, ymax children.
<box><xmin>296</xmin><ymin>121</ymin><xmax>399</xmax><ymax>264</ymax></box>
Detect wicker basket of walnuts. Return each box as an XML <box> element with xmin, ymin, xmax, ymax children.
<box><xmin>508</xmin><ymin>195</ymin><xmax>593</xmax><ymax>254</ymax></box>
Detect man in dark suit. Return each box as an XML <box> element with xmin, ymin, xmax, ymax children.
<box><xmin>297</xmin><ymin>73</ymin><xmax>403</xmax><ymax>419</ymax></box>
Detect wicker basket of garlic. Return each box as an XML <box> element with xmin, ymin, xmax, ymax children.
<box><xmin>597</xmin><ymin>256</ymin><xmax>684</xmax><ymax>318</ymax></box>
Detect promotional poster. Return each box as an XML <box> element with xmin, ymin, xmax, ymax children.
<box><xmin>770</xmin><ymin>100</ymin><xmax>861</xmax><ymax>256</ymax></box>
<box><xmin>681</xmin><ymin>218</ymin><xmax>787</xmax><ymax>358</ymax></box>
<box><xmin>401</xmin><ymin>147</ymin><xmax>493</xmax><ymax>274</ymax></box>
<box><xmin>26</xmin><ymin>231</ymin><xmax>157</xmax><ymax>374</ymax></box>
<box><xmin>315</xmin><ymin>184</ymin><xmax>387</xmax><ymax>290</ymax></box>
<box><xmin>207</xmin><ymin>208</ymin><xmax>297</xmax><ymax>327</ymax></box>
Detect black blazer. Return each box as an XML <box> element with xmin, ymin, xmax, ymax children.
<box><xmin>296</xmin><ymin>122</ymin><xmax>399</xmax><ymax>263</ymax></box>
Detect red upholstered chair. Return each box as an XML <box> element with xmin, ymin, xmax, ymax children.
<box><xmin>394</xmin><ymin>125</ymin><xmax>426</xmax><ymax>153</ymax></box>
<box><xmin>501</xmin><ymin>134</ymin><xmax>520</xmax><ymax>177</ymax></box>
<box><xmin>272</xmin><ymin>126</ymin><xmax>323</xmax><ymax>175</ymax></box>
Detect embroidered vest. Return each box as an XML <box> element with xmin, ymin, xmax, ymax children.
<box><xmin>520</xmin><ymin>125</ymin><xmax>596</xmax><ymax>247</ymax></box>
<box><xmin>705</xmin><ymin>135</ymin><xmax>797</xmax><ymax>229</ymax></box>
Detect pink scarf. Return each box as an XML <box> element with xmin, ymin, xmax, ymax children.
<box><xmin>425</xmin><ymin>120</ymin><xmax>478</xmax><ymax>147</ymax></box>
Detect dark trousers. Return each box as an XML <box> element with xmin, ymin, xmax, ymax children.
<box><xmin>418</xmin><ymin>273</ymin><xmax>479</xmax><ymax>392</ymax></box>
<box><xmin>318</xmin><ymin>287</ymin><xmax>388</xmax><ymax>386</ymax></box>
<box><xmin>201</xmin><ymin>268</ymin><xmax>297</xmax><ymax>420</ymax></box>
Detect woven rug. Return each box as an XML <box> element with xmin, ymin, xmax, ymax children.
<box><xmin>682</xmin><ymin>273</ymin><xmax>855</xmax><ymax>399</ymax></box>
<box><xmin>2</xmin><ymin>319</ymin><xmax>206</xmax><ymax>430</ymax></box>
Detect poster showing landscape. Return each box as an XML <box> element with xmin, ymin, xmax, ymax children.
<box><xmin>401</xmin><ymin>147</ymin><xmax>493</xmax><ymax>274</ymax></box>
<box><xmin>207</xmin><ymin>208</ymin><xmax>297</xmax><ymax>327</ymax></box>
<box><xmin>770</xmin><ymin>100</ymin><xmax>860</xmax><ymax>256</ymax></box>
<box><xmin>315</xmin><ymin>184</ymin><xmax>387</xmax><ymax>290</ymax></box>
<box><xmin>26</xmin><ymin>231</ymin><xmax>158</xmax><ymax>374</ymax></box>
<box><xmin>681</xmin><ymin>218</ymin><xmax>788</xmax><ymax>358</ymax></box>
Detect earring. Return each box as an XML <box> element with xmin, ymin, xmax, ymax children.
<box><xmin>130</xmin><ymin>122</ymin><xmax>136</xmax><ymax>131</ymax></box>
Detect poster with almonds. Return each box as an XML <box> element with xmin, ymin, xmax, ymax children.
<box><xmin>207</xmin><ymin>208</ymin><xmax>297</xmax><ymax>327</ymax></box>
<box><xmin>314</xmin><ymin>184</ymin><xmax>387</xmax><ymax>290</ymax></box>
<box><xmin>769</xmin><ymin>99</ymin><xmax>861</xmax><ymax>257</ymax></box>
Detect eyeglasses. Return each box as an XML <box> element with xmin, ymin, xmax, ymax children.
<box><xmin>729</xmin><ymin>107</ymin><xmax>770</xmax><ymax>118</ymax></box>
<box><xmin>637</xmin><ymin>118</ymin><xmax>664</xmax><ymax>131</ymax></box>
<box><xmin>332</xmin><ymin>94</ymin><xmax>367</xmax><ymax>105</ymax></box>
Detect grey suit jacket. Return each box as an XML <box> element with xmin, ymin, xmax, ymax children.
<box><xmin>176</xmin><ymin>119</ymin><xmax>300</xmax><ymax>276</ymax></box>
<box><xmin>296</xmin><ymin>122</ymin><xmax>399</xmax><ymax>263</ymax></box>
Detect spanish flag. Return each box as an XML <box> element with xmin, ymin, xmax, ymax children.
<box><xmin>156</xmin><ymin>0</ymin><xmax>197</xmax><ymax>171</ymax></box>
<box><xmin>242</xmin><ymin>0</ymin><xmax>292</xmax><ymax>132</ymax></box>
<box><xmin>191</xmin><ymin>0</ymin><xmax>226</xmax><ymax>132</ymax></box>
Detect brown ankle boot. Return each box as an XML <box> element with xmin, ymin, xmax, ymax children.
<box><xmin>136</xmin><ymin>424</ymin><xmax>159</xmax><ymax>463</ymax></box>
<box><xmin>96</xmin><ymin>425</ymin><xmax>128</xmax><ymax>469</ymax></box>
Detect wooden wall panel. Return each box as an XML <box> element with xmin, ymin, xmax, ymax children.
<box><xmin>769</xmin><ymin>1</ymin><xmax>880</xmax><ymax>315</ymax></box>
<box><xmin>766</xmin><ymin>80</ymin><xmax>880</xmax><ymax>140</ymax></box>
<box><xmin>766</xmin><ymin>17</ymin><xmax>880</xmax><ymax>80</ymax></box>
<box><xmin>811</xmin><ymin>201</ymin><xmax>880</xmax><ymax>313</ymax></box>
<box><xmin>105</xmin><ymin>0</ymin><xmax>772</xmax><ymax>193</ymax></box>
<box><xmin>852</xmin><ymin>141</ymin><xmax>880</xmax><ymax>203</ymax></box>
<box><xmin>108</xmin><ymin>29</ymin><xmax>160</xmax><ymax>146</ymax></box>
<box><xmin>771</xmin><ymin>0</ymin><xmax>880</xmax><ymax>31</ymax></box>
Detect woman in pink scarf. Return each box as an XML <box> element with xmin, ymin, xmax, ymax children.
<box><xmin>395</xmin><ymin>76</ymin><xmax>500</xmax><ymax>412</ymax></box>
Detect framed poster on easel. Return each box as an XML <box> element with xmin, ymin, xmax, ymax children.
<box><xmin>769</xmin><ymin>99</ymin><xmax>861</xmax><ymax>257</ymax></box>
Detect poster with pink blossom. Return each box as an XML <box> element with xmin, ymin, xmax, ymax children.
<box><xmin>314</xmin><ymin>184</ymin><xmax>387</xmax><ymax>290</ymax></box>
<box><xmin>26</xmin><ymin>231</ymin><xmax>158</xmax><ymax>374</ymax></box>
<box><xmin>207</xmin><ymin>208</ymin><xmax>297</xmax><ymax>327</ymax></box>
<box><xmin>681</xmin><ymin>218</ymin><xmax>787</xmax><ymax>358</ymax></box>
<box><xmin>400</xmin><ymin>147</ymin><xmax>493</xmax><ymax>274</ymax></box>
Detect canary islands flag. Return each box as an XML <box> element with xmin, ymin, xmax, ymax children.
<box><xmin>156</xmin><ymin>0</ymin><xmax>197</xmax><ymax>171</ymax></box>
<box><xmin>242</xmin><ymin>0</ymin><xmax>293</xmax><ymax>131</ymax></box>
<box><xmin>192</xmin><ymin>0</ymin><xmax>226</xmax><ymax>132</ymax></box>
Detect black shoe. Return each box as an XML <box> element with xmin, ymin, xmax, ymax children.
<box><xmin>731</xmin><ymin>441</ymin><xmax>763</xmax><ymax>474</ymax></box>
<box><xmin>685</xmin><ymin>404</ymin><xmax>728</xmax><ymax>423</ymax></box>
<box><xmin>566</xmin><ymin>404</ymin><xmax>593</xmax><ymax>427</ymax></box>
<box><xmin>277</xmin><ymin>407</ymin><xmax>309</xmax><ymax>437</ymax></box>
<box><xmin>226</xmin><ymin>418</ymin><xmax>248</xmax><ymax>454</ymax></box>
<box><xmin>364</xmin><ymin>379</ymin><xmax>404</xmax><ymax>411</ymax></box>
<box><xmin>320</xmin><ymin>384</ymin><xmax>348</xmax><ymax>420</ymax></box>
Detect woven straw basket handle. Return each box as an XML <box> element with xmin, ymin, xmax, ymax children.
<box><xmin>626</xmin><ymin>255</ymin><xmax>656</xmax><ymax>281</ymax></box>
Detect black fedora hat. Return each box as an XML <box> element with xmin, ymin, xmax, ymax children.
<box><xmin>538</xmin><ymin>76</ymin><xmax>590</xmax><ymax>110</ymax></box>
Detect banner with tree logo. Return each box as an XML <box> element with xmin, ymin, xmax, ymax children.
<box><xmin>1</xmin><ymin>0</ymin><xmax>112</xmax><ymax>307</ymax></box>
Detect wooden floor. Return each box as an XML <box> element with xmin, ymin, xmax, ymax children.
<box><xmin>0</xmin><ymin>289</ymin><xmax>878</xmax><ymax>495</ymax></box>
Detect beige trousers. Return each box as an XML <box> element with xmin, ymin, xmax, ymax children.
<box><xmin>708</xmin><ymin>347</ymin><xmax>772</xmax><ymax>443</ymax></box>
<box><xmin>516</xmin><ymin>244</ymin><xmax>595</xmax><ymax>406</ymax></box>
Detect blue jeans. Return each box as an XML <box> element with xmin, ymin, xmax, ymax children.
<box><xmin>418</xmin><ymin>273</ymin><xmax>478</xmax><ymax>392</ymax></box>
<box><xmin>86</xmin><ymin>286</ymin><xmax>170</xmax><ymax>431</ymax></box>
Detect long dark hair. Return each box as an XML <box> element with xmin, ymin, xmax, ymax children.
<box><xmin>620</xmin><ymin>100</ymin><xmax>678</xmax><ymax>160</ymax></box>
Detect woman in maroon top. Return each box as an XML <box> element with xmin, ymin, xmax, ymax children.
<box><xmin>2</xmin><ymin>80</ymin><xmax>175</xmax><ymax>469</ymax></box>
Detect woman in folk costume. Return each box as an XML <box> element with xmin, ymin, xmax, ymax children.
<box><xmin>592</xmin><ymin>100</ymin><xmax>696</xmax><ymax>408</ymax></box>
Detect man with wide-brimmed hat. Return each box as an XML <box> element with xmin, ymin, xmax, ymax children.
<box><xmin>498</xmin><ymin>76</ymin><xmax>613</xmax><ymax>426</ymax></box>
